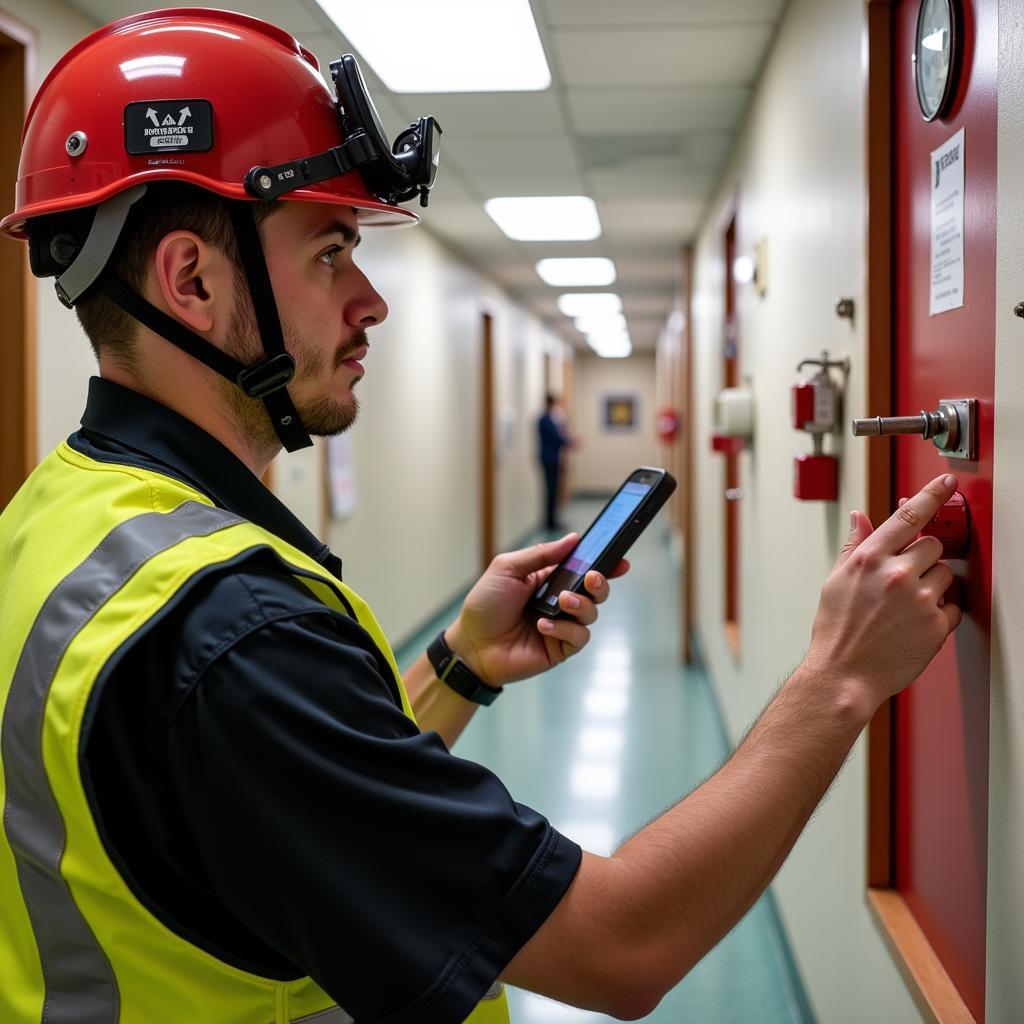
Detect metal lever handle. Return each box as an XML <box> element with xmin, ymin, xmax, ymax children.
<box><xmin>852</xmin><ymin>409</ymin><xmax>955</xmax><ymax>444</ymax></box>
<box><xmin>851</xmin><ymin>398</ymin><xmax>977</xmax><ymax>460</ymax></box>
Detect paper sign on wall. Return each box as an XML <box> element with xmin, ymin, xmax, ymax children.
<box><xmin>326</xmin><ymin>433</ymin><xmax>357</xmax><ymax>519</ymax></box>
<box><xmin>930</xmin><ymin>127</ymin><xmax>965</xmax><ymax>315</ymax></box>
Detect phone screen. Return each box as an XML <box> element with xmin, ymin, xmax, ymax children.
<box><xmin>562</xmin><ymin>481</ymin><xmax>651</xmax><ymax>576</ymax></box>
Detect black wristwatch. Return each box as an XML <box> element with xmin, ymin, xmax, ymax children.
<box><xmin>426</xmin><ymin>630</ymin><xmax>503</xmax><ymax>706</ymax></box>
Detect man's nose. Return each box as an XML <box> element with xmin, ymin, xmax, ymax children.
<box><xmin>346</xmin><ymin>268</ymin><xmax>388</xmax><ymax>327</ymax></box>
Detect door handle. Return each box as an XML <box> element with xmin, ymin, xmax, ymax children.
<box><xmin>851</xmin><ymin>397</ymin><xmax>977</xmax><ymax>460</ymax></box>
<box><xmin>725</xmin><ymin>488</ymin><xmax>744</xmax><ymax>502</ymax></box>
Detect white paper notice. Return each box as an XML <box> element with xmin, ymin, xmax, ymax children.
<box><xmin>326</xmin><ymin>432</ymin><xmax>357</xmax><ymax>519</ymax></box>
<box><xmin>930</xmin><ymin>127</ymin><xmax>965</xmax><ymax>315</ymax></box>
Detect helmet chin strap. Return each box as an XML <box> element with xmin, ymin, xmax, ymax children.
<box><xmin>57</xmin><ymin>188</ymin><xmax>314</xmax><ymax>452</ymax></box>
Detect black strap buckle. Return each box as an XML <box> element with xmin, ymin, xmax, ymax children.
<box><xmin>237</xmin><ymin>353</ymin><xmax>295</xmax><ymax>399</ymax></box>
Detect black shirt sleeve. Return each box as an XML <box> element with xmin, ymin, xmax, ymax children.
<box><xmin>165</xmin><ymin>570</ymin><xmax>581</xmax><ymax>1023</ymax></box>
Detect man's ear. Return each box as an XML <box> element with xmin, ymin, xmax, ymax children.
<box><xmin>151</xmin><ymin>231</ymin><xmax>230</xmax><ymax>333</ymax></box>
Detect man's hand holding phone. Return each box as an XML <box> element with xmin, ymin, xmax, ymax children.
<box><xmin>530</xmin><ymin>468</ymin><xmax>676</xmax><ymax>620</ymax></box>
<box><xmin>445</xmin><ymin>532</ymin><xmax>630</xmax><ymax>687</ymax></box>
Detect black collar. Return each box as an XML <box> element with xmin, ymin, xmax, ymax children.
<box><xmin>71</xmin><ymin>377</ymin><xmax>342</xmax><ymax>580</ymax></box>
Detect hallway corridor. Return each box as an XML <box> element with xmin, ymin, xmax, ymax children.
<box><xmin>400</xmin><ymin>500</ymin><xmax>812</xmax><ymax>1023</ymax></box>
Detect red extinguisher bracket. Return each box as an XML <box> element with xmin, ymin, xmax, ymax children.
<box><xmin>791</xmin><ymin>351</ymin><xmax>849</xmax><ymax>502</ymax></box>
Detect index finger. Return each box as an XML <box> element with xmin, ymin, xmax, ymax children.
<box><xmin>861</xmin><ymin>473</ymin><xmax>957</xmax><ymax>556</ymax></box>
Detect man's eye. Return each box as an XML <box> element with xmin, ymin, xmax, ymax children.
<box><xmin>318</xmin><ymin>245</ymin><xmax>344</xmax><ymax>266</ymax></box>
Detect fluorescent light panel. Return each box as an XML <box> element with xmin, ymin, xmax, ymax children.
<box><xmin>590</xmin><ymin>343</ymin><xmax>632</xmax><ymax>359</ymax></box>
<box><xmin>485</xmin><ymin>197</ymin><xmax>601</xmax><ymax>241</ymax></box>
<box><xmin>574</xmin><ymin>312</ymin><xmax>626</xmax><ymax>334</ymax></box>
<box><xmin>537</xmin><ymin>258</ymin><xmax>616</xmax><ymax>287</ymax></box>
<box><xmin>318</xmin><ymin>0</ymin><xmax>551</xmax><ymax>93</ymax></box>
<box><xmin>557</xmin><ymin>293</ymin><xmax>622</xmax><ymax>317</ymax></box>
<box><xmin>587</xmin><ymin>331</ymin><xmax>632</xmax><ymax>358</ymax></box>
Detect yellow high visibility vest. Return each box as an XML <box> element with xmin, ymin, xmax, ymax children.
<box><xmin>0</xmin><ymin>441</ymin><xmax>510</xmax><ymax>1024</ymax></box>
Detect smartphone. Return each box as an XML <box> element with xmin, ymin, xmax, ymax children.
<box><xmin>529</xmin><ymin>467</ymin><xmax>677</xmax><ymax>619</ymax></box>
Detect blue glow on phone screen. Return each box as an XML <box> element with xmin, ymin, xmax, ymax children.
<box><xmin>564</xmin><ymin>482</ymin><xmax>650</xmax><ymax>575</ymax></box>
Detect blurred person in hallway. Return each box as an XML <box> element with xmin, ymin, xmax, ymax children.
<box><xmin>538</xmin><ymin>393</ymin><xmax>571</xmax><ymax>531</ymax></box>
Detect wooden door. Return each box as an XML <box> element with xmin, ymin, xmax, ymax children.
<box><xmin>889</xmin><ymin>1</ymin><xmax>995</xmax><ymax>1018</ymax></box>
<box><xmin>0</xmin><ymin>20</ymin><xmax>35</xmax><ymax>509</ymax></box>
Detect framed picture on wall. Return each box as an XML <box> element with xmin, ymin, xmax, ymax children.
<box><xmin>603</xmin><ymin>394</ymin><xmax>638</xmax><ymax>432</ymax></box>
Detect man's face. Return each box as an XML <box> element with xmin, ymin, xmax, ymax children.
<box><xmin>222</xmin><ymin>201</ymin><xmax>388</xmax><ymax>442</ymax></box>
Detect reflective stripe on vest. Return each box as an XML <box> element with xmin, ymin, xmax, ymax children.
<box><xmin>2</xmin><ymin>503</ymin><xmax>239</xmax><ymax>1023</ymax></box>
<box><xmin>1</xmin><ymin>445</ymin><xmax>510</xmax><ymax>1024</ymax></box>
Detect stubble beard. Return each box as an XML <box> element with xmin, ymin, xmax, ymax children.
<box><xmin>220</xmin><ymin>281</ymin><xmax>364</xmax><ymax>451</ymax></box>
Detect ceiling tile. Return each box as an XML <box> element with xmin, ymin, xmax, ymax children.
<box><xmin>590</xmin><ymin>163</ymin><xmax>717</xmax><ymax>196</ymax></box>
<box><xmin>624</xmin><ymin>294</ymin><xmax>679</xmax><ymax>317</ymax></box>
<box><xmin>567</xmin><ymin>87</ymin><xmax>751</xmax><ymax>135</ymax></box>
<box><xmin>420</xmin><ymin>199</ymin><xmax>507</xmax><ymax>243</ymax></box>
<box><xmin>444</xmin><ymin>133</ymin><xmax>579</xmax><ymax>174</ymax></box>
<box><xmin>600</xmin><ymin>197</ymin><xmax>705</xmax><ymax>238</ymax></box>
<box><xmin>464</xmin><ymin>168</ymin><xmax>589</xmax><ymax>198</ymax></box>
<box><xmin>612</xmin><ymin>255</ymin><xmax>679</xmax><ymax>284</ymax></box>
<box><xmin>72</xmin><ymin>0</ymin><xmax>330</xmax><ymax>34</ymax></box>
<box><xmin>540</xmin><ymin>0</ymin><xmax>785</xmax><ymax>26</ymax></box>
<box><xmin>386</xmin><ymin>92</ymin><xmax>568</xmax><ymax>137</ymax></box>
<box><xmin>580</xmin><ymin>133</ymin><xmax>733</xmax><ymax>175</ymax></box>
<box><xmin>512</xmin><ymin>239</ymin><xmax>615</xmax><ymax>260</ymax></box>
<box><xmin>627</xmin><ymin>321</ymin><xmax>663</xmax><ymax>350</ymax></box>
<box><xmin>552</xmin><ymin>26</ymin><xmax>775</xmax><ymax>87</ymax></box>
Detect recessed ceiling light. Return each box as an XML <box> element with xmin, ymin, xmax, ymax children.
<box><xmin>586</xmin><ymin>328</ymin><xmax>632</xmax><ymax>358</ymax></box>
<box><xmin>317</xmin><ymin>0</ymin><xmax>551</xmax><ymax>93</ymax></box>
<box><xmin>484</xmin><ymin>197</ymin><xmax>601</xmax><ymax>241</ymax></box>
<box><xmin>589</xmin><ymin>338</ymin><xmax>632</xmax><ymax>358</ymax></box>
<box><xmin>537</xmin><ymin>258</ymin><xmax>616</xmax><ymax>287</ymax></box>
<box><xmin>557</xmin><ymin>293</ymin><xmax>622</xmax><ymax>318</ymax></box>
<box><xmin>574</xmin><ymin>312</ymin><xmax>626</xmax><ymax>334</ymax></box>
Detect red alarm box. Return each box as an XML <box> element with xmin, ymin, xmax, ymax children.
<box><xmin>916</xmin><ymin>490</ymin><xmax>970</xmax><ymax>558</ymax></box>
<box><xmin>793</xmin><ymin>453</ymin><xmax>838</xmax><ymax>501</ymax></box>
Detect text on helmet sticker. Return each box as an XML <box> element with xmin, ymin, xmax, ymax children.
<box><xmin>124</xmin><ymin>100</ymin><xmax>213</xmax><ymax>155</ymax></box>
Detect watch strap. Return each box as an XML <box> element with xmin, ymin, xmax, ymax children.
<box><xmin>426</xmin><ymin>630</ymin><xmax>502</xmax><ymax>706</ymax></box>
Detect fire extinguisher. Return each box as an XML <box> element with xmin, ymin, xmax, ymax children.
<box><xmin>792</xmin><ymin>351</ymin><xmax>850</xmax><ymax>501</ymax></box>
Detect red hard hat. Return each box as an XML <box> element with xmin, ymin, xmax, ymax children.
<box><xmin>0</xmin><ymin>7</ymin><xmax>418</xmax><ymax>238</ymax></box>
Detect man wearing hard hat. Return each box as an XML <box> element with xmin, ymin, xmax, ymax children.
<box><xmin>0</xmin><ymin>10</ymin><xmax>961</xmax><ymax>1024</ymax></box>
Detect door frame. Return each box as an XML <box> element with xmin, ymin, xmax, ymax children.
<box><xmin>480</xmin><ymin>311</ymin><xmax>496</xmax><ymax>570</ymax></box>
<box><xmin>864</xmin><ymin>4</ymin><xmax>976</xmax><ymax>1020</ymax></box>
<box><xmin>0</xmin><ymin>13</ymin><xmax>36</xmax><ymax>509</ymax></box>
<box><xmin>722</xmin><ymin>214</ymin><xmax>741</xmax><ymax>657</ymax></box>
<box><xmin>680</xmin><ymin>244</ymin><xmax>695</xmax><ymax>663</ymax></box>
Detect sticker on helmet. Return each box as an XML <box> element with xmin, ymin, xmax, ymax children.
<box><xmin>124</xmin><ymin>100</ymin><xmax>213</xmax><ymax>155</ymax></box>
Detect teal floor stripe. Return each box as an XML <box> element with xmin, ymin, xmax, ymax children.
<box><xmin>395</xmin><ymin>500</ymin><xmax>812</xmax><ymax>1023</ymax></box>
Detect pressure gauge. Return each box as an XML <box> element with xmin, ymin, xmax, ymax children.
<box><xmin>913</xmin><ymin>0</ymin><xmax>960</xmax><ymax>122</ymax></box>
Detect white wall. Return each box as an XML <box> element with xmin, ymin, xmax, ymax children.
<box><xmin>689</xmin><ymin>0</ymin><xmax>921</xmax><ymax>1020</ymax></box>
<box><xmin>988</xmin><ymin>3</ymin><xmax>1024</xmax><ymax>1017</ymax></box>
<box><xmin>570</xmin><ymin>353</ymin><xmax>660</xmax><ymax>493</ymax></box>
<box><xmin>2</xmin><ymin>0</ymin><xmax>98</xmax><ymax>458</ymax></box>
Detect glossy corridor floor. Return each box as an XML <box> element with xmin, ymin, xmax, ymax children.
<box><xmin>399</xmin><ymin>499</ymin><xmax>811</xmax><ymax>1024</ymax></box>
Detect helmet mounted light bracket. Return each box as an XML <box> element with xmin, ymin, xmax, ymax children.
<box><xmin>244</xmin><ymin>54</ymin><xmax>442</xmax><ymax>209</ymax></box>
